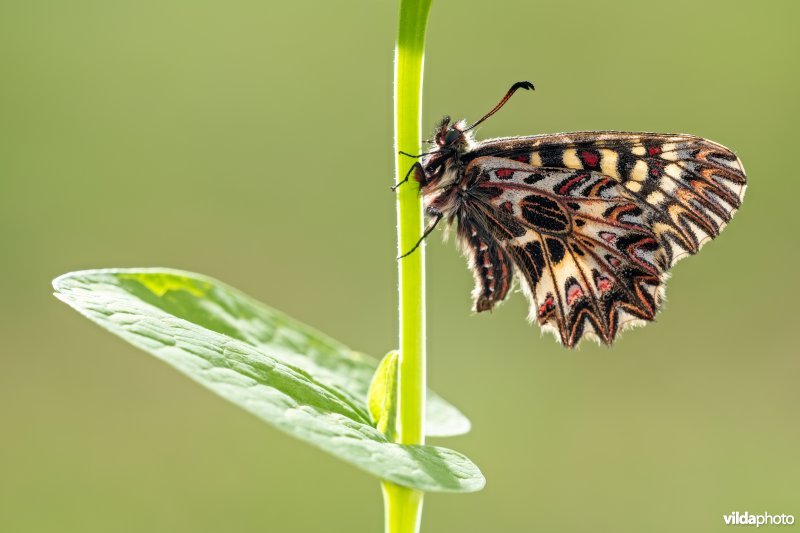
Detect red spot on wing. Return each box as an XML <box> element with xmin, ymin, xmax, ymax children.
<box><xmin>538</xmin><ymin>295</ymin><xmax>555</xmax><ymax>318</ymax></box>
<box><xmin>496</xmin><ymin>169</ymin><xmax>514</xmax><ymax>179</ymax></box>
<box><xmin>648</xmin><ymin>146</ymin><xmax>661</xmax><ymax>156</ymax></box>
<box><xmin>649</xmin><ymin>159</ymin><xmax>666</xmax><ymax>177</ymax></box>
<box><xmin>513</xmin><ymin>154</ymin><xmax>529</xmax><ymax>163</ymax></box>
<box><xmin>596</xmin><ymin>276</ymin><xmax>612</xmax><ymax>292</ymax></box>
<box><xmin>580</xmin><ymin>150</ymin><xmax>599</xmax><ymax>168</ymax></box>
<box><xmin>600</xmin><ymin>231</ymin><xmax>616</xmax><ymax>242</ymax></box>
<box><xmin>567</xmin><ymin>284</ymin><xmax>584</xmax><ymax>305</ymax></box>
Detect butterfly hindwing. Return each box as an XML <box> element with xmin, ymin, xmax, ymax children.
<box><xmin>468</xmin><ymin>132</ymin><xmax>746</xmax><ymax>266</ymax></box>
<box><xmin>459</xmin><ymin>156</ymin><xmax>668</xmax><ymax>346</ymax></box>
<box><xmin>456</xmin><ymin>214</ymin><xmax>514</xmax><ymax>313</ymax></box>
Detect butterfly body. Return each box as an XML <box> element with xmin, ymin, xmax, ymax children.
<box><xmin>410</xmin><ymin>84</ymin><xmax>746</xmax><ymax>347</ymax></box>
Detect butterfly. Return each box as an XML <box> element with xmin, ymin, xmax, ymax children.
<box><xmin>398</xmin><ymin>82</ymin><xmax>747</xmax><ymax>347</ymax></box>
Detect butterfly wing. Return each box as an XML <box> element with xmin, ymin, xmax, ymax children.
<box><xmin>458</xmin><ymin>156</ymin><xmax>674</xmax><ymax>347</ymax></box>
<box><xmin>458</xmin><ymin>214</ymin><xmax>515</xmax><ymax>313</ymax></box>
<box><xmin>468</xmin><ymin>132</ymin><xmax>746</xmax><ymax>265</ymax></box>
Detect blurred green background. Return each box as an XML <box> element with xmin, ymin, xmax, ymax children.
<box><xmin>1</xmin><ymin>1</ymin><xmax>797</xmax><ymax>531</ymax></box>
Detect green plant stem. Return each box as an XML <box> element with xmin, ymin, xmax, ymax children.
<box><xmin>382</xmin><ymin>0</ymin><xmax>432</xmax><ymax>532</ymax></box>
<box><xmin>395</xmin><ymin>0</ymin><xmax>430</xmax><ymax>449</ymax></box>
<box><xmin>382</xmin><ymin>481</ymin><xmax>424</xmax><ymax>533</ymax></box>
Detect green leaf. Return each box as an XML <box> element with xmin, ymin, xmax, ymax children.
<box><xmin>53</xmin><ymin>269</ymin><xmax>484</xmax><ymax>493</ymax></box>
<box><xmin>86</xmin><ymin>268</ymin><xmax>468</xmax><ymax>437</ymax></box>
<box><xmin>368</xmin><ymin>351</ymin><xmax>399</xmax><ymax>440</ymax></box>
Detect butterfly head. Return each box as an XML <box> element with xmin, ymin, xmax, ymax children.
<box><xmin>415</xmin><ymin>117</ymin><xmax>471</xmax><ymax>192</ymax></box>
<box><xmin>433</xmin><ymin>116</ymin><xmax>470</xmax><ymax>152</ymax></box>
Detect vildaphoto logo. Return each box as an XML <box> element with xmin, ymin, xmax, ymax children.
<box><xmin>724</xmin><ymin>512</ymin><xmax>795</xmax><ymax>527</ymax></box>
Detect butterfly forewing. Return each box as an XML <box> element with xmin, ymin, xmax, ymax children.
<box><xmin>467</xmin><ymin>132</ymin><xmax>746</xmax><ymax>266</ymax></box>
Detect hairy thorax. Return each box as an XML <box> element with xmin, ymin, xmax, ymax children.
<box><xmin>418</xmin><ymin>134</ymin><xmax>477</xmax><ymax>218</ymax></box>
<box><xmin>420</xmin><ymin>161</ymin><xmax>465</xmax><ymax>218</ymax></box>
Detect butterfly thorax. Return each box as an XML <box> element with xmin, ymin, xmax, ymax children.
<box><xmin>416</xmin><ymin>118</ymin><xmax>476</xmax><ymax>217</ymax></box>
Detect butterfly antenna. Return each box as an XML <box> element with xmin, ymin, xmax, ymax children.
<box><xmin>463</xmin><ymin>81</ymin><xmax>535</xmax><ymax>132</ymax></box>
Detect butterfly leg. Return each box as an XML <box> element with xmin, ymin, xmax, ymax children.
<box><xmin>391</xmin><ymin>161</ymin><xmax>424</xmax><ymax>191</ymax></box>
<box><xmin>398</xmin><ymin>150</ymin><xmax>435</xmax><ymax>158</ymax></box>
<box><xmin>397</xmin><ymin>211</ymin><xmax>443</xmax><ymax>260</ymax></box>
